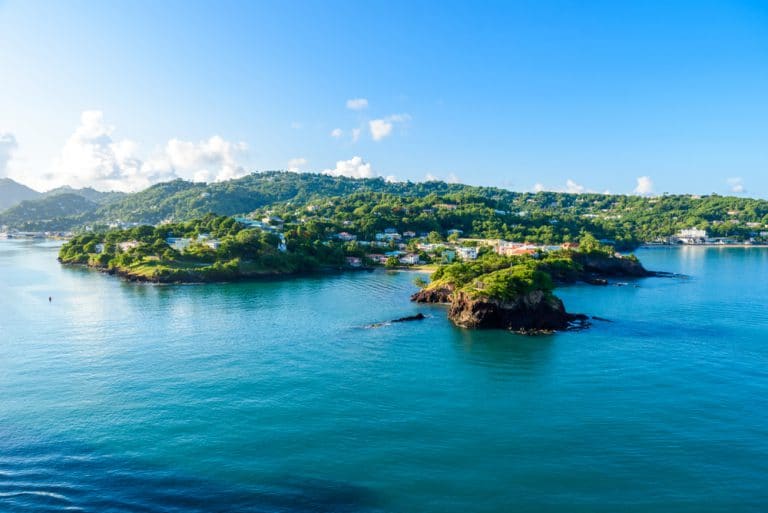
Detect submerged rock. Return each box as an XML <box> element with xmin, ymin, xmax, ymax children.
<box><xmin>391</xmin><ymin>313</ymin><xmax>426</xmax><ymax>323</ymax></box>
<box><xmin>447</xmin><ymin>290</ymin><xmax>588</xmax><ymax>333</ymax></box>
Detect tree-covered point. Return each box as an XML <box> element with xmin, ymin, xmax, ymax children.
<box><xmin>58</xmin><ymin>214</ymin><xmax>352</xmax><ymax>282</ymax></box>
<box><xmin>421</xmin><ymin>244</ymin><xmax>642</xmax><ymax>304</ymax></box>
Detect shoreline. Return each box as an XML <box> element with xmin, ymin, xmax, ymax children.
<box><xmin>59</xmin><ymin>261</ymin><xmax>382</xmax><ymax>285</ymax></box>
<box><xmin>639</xmin><ymin>243</ymin><xmax>768</xmax><ymax>249</ymax></box>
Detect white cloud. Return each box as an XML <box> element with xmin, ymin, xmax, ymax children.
<box><xmin>330</xmin><ymin>128</ymin><xmax>343</xmax><ymax>139</ymax></box>
<box><xmin>533</xmin><ymin>183</ymin><xmax>545</xmax><ymax>193</ymax></box>
<box><xmin>322</xmin><ymin>156</ymin><xmax>374</xmax><ymax>179</ymax></box>
<box><xmin>351</xmin><ymin>128</ymin><xmax>361</xmax><ymax>143</ymax></box>
<box><xmin>565</xmin><ymin>179</ymin><xmax>585</xmax><ymax>194</ymax></box>
<box><xmin>287</xmin><ymin>157</ymin><xmax>307</xmax><ymax>172</ymax></box>
<box><xmin>369</xmin><ymin>119</ymin><xmax>393</xmax><ymax>141</ymax></box>
<box><xmin>0</xmin><ymin>132</ymin><xmax>18</xmax><ymax>177</ymax></box>
<box><xmin>152</xmin><ymin>135</ymin><xmax>247</xmax><ymax>185</ymax></box>
<box><xmin>727</xmin><ymin>177</ymin><xmax>745</xmax><ymax>194</ymax></box>
<box><xmin>34</xmin><ymin>110</ymin><xmax>248</xmax><ymax>192</ymax></box>
<box><xmin>346</xmin><ymin>98</ymin><xmax>368</xmax><ymax>110</ymax></box>
<box><xmin>634</xmin><ymin>175</ymin><xmax>654</xmax><ymax>195</ymax></box>
<box><xmin>369</xmin><ymin>113</ymin><xmax>410</xmax><ymax>142</ymax></box>
<box><xmin>423</xmin><ymin>172</ymin><xmax>459</xmax><ymax>183</ymax></box>
<box><xmin>384</xmin><ymin>175</ymin><xmax>399</xmax><ymax>183</ymax></box>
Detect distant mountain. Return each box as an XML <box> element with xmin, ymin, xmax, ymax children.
<box><xmin>0</xmin><ymin>193</ymin><xmax>99</xmax><ymax>231</ymax></box>
<box><xmin>42</xmin><ymin>185</ymin><xmax>125</xmax><ymax>205</ymax></box>
<box><xmin>0</xmin><ymin>178</ymin><xmax>41</xmax><ymax>211</ymax></box>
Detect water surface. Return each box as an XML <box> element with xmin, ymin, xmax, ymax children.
<box><xmin>1</xmin><ymin>241</ymin><xmax>767</xmax><ymax>512</ymax></box>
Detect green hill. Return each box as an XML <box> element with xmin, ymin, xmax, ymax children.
<box><xmin>0</xmin><ymin>193</ymin><xmax>99</xmax><ymax>231</ymax></box>
<box><xmin>0</xmin><ymin>178</ymin><xmax>41</xmax><ymax>211</ymax></box>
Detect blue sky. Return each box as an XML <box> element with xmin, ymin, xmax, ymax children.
<box><xmin>1</xmin><ymin>0</ymin><xmax>767</xmax><ymax>195</ymax></box>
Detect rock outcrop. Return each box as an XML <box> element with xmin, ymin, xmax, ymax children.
<box><xmin>575</xmin><ymin>254</ymin><xmax>651</xmax><ymax>277</ymax></box>
<box><xmin>410</xmin><ymin>285</ymin><xmax>453</xmax><ymax>303</ymax></box>
<box><xmin>447</xmin><ymin>290</ymin><xmax>588</xmax><ymax>333</ymax></box>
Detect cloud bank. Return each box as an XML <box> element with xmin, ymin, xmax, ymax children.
<box><xmin>30</xmin><ymin>111</ymin><xmax>248</xmax><ymax>192</ymax></box>
<box><xmin>322</xmin><ymin>156</ymin><xmax>374</xmax><ymax>179</ymax></box>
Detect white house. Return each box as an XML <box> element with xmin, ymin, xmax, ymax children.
<box><xmin>167</xmin><ymin>237</ymin><xmax>192</xmax><ymax>251</ymax></box>
<box><xmin>118</xmin><ymin>240</ymin><xmax>140</xmax><ymax>252</ymax></box>
<box><xmin>674</xmin><ymin>228</ymin><xmax>707</xmax><ymax>244</ymax></box>
<box><xmin>399</xmin><ymin>253</ymin><xmax>420</xmax><ymax>265</ymax></box>
<box><xmin>457</xmin><ymin>246</ymin><xmax>479</xmax><ymax>260</ymax></box>
<box><xmin>345</xmin><ymin>256</ymin><xmax>363</xmax><ymax>267</ymax></box>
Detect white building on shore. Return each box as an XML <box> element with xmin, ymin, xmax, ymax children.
<box><xmin>673</xmin><ymin>228</ymin><xmax>708</xmax><ymax>245</ymax></box>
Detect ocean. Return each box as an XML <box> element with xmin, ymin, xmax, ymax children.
<box><xmin>1</xmin><ymin>240</ymin><xmax>767</xmax><ymax>512</ymax></box>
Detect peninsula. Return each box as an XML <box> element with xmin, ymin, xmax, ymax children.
<box><xmin>59</xmin><ymin>212</ymin><xmax>655</xmax><ymax>333</ymax></box>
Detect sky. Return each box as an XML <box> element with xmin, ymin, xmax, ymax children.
<box><xmin>0</xmin><ymin>0</ymin><xmax>767</xmax><ymax>196</ymax></box>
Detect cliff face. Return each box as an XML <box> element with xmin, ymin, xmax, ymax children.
<box><xmin>447</xmin><ymin>290</ymin><xmax>588</xmax><ymax>333</ymax></box>
<box><xmin>411</xmin><ymin>284</ymin><xmax>454</xmax><ymax>303</ymax></box>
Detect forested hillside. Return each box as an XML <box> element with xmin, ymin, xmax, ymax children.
<box><xmin>5</xmin><ymin>171</ymin><xmax>768</xmax><ymax>244</ymax></box>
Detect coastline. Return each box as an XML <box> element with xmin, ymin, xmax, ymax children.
<box><xmin>639</xmin><ymin>243</ymin><xmax>768</xmax><ymax>249</ymax></box>
<box><xmin>59</xmin><ymin>261</ymin><xmax>380</xmax><ymax>285</ymax></box>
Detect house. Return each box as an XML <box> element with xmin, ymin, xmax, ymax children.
<box><xmin>167</xmin><ymin>237</ymin><xmax>192</xmax><ymax>251</ymax></box>
<box><xmin>496</xmin><ymin>242</ymin><xmax>538</xmax><ymax>257</ymax></box>
<box><xmin>262</xmin><ymin>215</ymin><xmax>284</xmax><ymax>229</ymax></box>
<box><xmin>118</xmin><ymin>240</ymin><xmax>140</xmax><ymax>252</ymax></box>
<box><xmin>399</xmin><ymin>253</ymin><xmax>420</xmax><ymax>265</ymax></box>
<box><xmin>457</xmin><ymin>246</ymin><xmax>479</xmax><ymax>261</ymax></box>
<box><xmin>561</xmin><ymin>242</ymin><xmax>579</xmax><ymax>250</ymax></box>
<box><xmin>205</xmin><ymin>240</ymin><xmax>221</xmax><ymax>250</ymax></box>
<box><xmin>442</xmin><ymin>249</ymin><xmax>456</xmax><ymax>263</ymax></box>
<box><xmin>376</xmin><ymin>232</ymin><xmax>401</xmax><ymax>241</ymax></box>
<box><xmin>436</xmin><ymin>203</ymin><xmax>457</xmax><ymax>210</ymax></box>
<box><xmin>674</xmin><ymin>228</ymin><xmax>707</xmax><ymax>245</ymax></box>
<box><xmin>403</xmin><ymin>230</ymin><xmax>417</xmax><ymax>238</ymax></box>
<box><xmin>366</xmin><ymin>253</ymin><xmax>388</xmax><ymax>265</ymax></box>
<box><xmin>336</xmin><ymin>232</ymin><xmax>357</xmax><ymax>242</ymax></box>
<box><xmin>234</xmin><ymin>216</ymin><xmax>262</xmax><ymax>228</ymax></box>
<box><xmin>345</xmin><ymin>256</ymin><xmax>363</xmax><ymax>267</ymax></box>
<box><xmin>384</xmin><ymin>227</ymin><xmax>398</xmax><ymax>234</ymax></box>
<box><xmin>447</xmin><ymin>229</ymin><xmax>464</xmax><ymax>236</ymax></box>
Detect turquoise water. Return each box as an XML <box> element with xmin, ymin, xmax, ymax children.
<box><xmin>1</xmin><ymin>241</ymin><xmax>767</xmax><ymax>512</ymax></box>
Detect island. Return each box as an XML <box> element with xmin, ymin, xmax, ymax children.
<box><xmin>411</xmin><ymin>234</ymin><xmax>654</xmax><ymax>333</ymax></box>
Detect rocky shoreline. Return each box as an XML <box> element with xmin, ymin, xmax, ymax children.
<box><xmin>60</xmin><ymin>261</ymin><xmax>374</xmax><ymax>284</ymax></box>
<box><xmin>412</xmin><ymin>254</ymin><xmax>658</xmax><ymax>335</ymax></box>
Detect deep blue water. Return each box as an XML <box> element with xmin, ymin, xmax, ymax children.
<box><xmin>1</xmin><ymin>240</ymin><xmax>767</xmax><ymax>512</ymax></box>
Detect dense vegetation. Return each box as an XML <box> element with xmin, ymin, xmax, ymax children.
<box><xmin>6</xmin><ymin>172</ymin><xmax>768</xmax><ymax>246</ymax></box>
<box><xmin>58</xmin><ymin>214</ymin><xmax>354</xmax><ymax>282</ymax></box>
<box><xmin>423</xmin><ymin>237</ymin><xmax>627</xmax><ymax>303</ymax></box>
